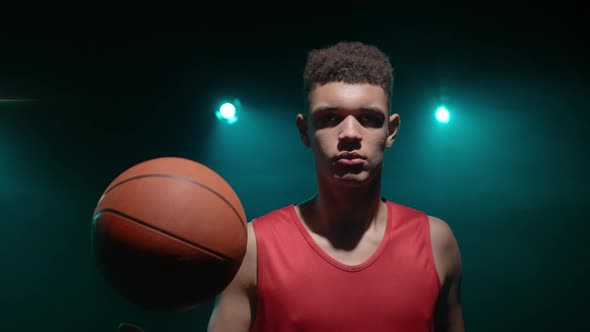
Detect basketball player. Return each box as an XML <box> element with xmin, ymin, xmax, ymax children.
<box><xmin>208</xmin><ymin>41</ymin><xmax>464</xmax><ymax>331</ymax></box>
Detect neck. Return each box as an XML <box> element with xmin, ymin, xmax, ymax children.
<box><xmin>301</xmin><ymin>171</ymin><xmax>386</xmax><ymax>237</ymax></box>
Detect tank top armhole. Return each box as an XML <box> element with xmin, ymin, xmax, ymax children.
<box><xmin>423</xmin><ymin>214</ymin><xmax>443</xmax><ymax>290</ymax></box>
<box><xmin>250</xmin><ymin>219</ymin><xmax>263</xmax><ymax>329</ymax></box>
<box><xmin>250</xmin><ymin>219</ymin><xmax>261</xmax><ymax>287</ymax></box>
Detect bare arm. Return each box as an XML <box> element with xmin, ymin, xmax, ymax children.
<box><xmin>429</xmin><ymin>216</ymin><xmax>464</xmax><ymax>332</ymax></box>
<box><xmin>208</xmin><ymin>223</ymin><xmax>257</xmax><ymax>332</ymax></box>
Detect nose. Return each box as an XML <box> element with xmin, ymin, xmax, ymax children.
<box><xmin>337</xmin><ymin>115</ymin><xmax>363</xmax><ymax>143</ymax></box>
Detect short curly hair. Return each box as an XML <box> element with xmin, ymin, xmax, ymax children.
<box><xmin>303</xmin><ymin>41</ymin><xmax>393</xmax><ymax>110</ymax></box>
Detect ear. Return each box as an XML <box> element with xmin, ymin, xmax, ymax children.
<box><xmin>296</xmin><ymin>113</ymin><xmax>311</xmax><ymax>147</ymax></box>
<box><xmin>385</xmin><ymin>113</ymin><xmax>400</xmax><ymax>149</ymax></box>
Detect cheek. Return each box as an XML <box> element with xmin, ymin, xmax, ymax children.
<box><xmin>312</xmin><ymin>132</ymin><xmax>335</xmax><ymax>150</ymax></box>
<box><xmin>367</xmin><ymin>132</ymin><xmax>389</xmax><ymax>149</ymax></box>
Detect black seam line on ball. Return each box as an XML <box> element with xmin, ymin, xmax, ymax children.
<box><xmin>93</xmin><ymin>208</ymin><xmax>233</xmax><ymax>262</ymax></box>
<box><xmin>103</xmin><ymin>173</ymin><xmax>246</xmax><ymax>233</ymax></box>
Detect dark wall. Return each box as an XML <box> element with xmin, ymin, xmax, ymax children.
<box><xmin>1</xmin><ymin>7</ymin><xmax>588</xmax><ymax>332</ymax></box>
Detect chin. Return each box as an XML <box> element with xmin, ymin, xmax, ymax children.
<box><xmin>333</xmin><ymin>173</ymin><xmax>372</xmax><ymax>187</ymax></box>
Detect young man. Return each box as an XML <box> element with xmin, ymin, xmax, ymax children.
<box><xmin>208</xmin><ymin>41</ymin><xmax>464</xmax><ymax>332</ymax></box>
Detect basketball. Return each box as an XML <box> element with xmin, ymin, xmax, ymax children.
<box><xmin>91</xmin><ymin>157</ymin><xmax>247</xmax><ymax>312</ymax></box>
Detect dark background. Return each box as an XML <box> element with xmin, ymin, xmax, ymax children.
<box><xmin>1</xmin><ymin>5</ymin><xmax>588</xmax><ymax>332</ymax></box>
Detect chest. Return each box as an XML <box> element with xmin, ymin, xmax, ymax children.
<box><xmin>256</xmin><ymin>241</ymin><xmax>440</xmax><ymax>331</ymax></box>
<box><xmin>307</xmin><ymin>227</ymin><xmax>384</xmax><ymax>266</ymax></box>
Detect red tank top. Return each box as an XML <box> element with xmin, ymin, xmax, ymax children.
<box><xmin>251</xmin><ymin>200</ymin><xmax>441</xmax><ymax>332</ymax></box>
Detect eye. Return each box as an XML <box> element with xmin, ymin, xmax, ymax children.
<box><xmin>316</xmin><ymin>114</ymin><xmax>340</xmax><ymax>127</ymax></box>
<box><xmin>326</xmin><ymin>115</ymin><xmax>338</xmax><ymax>123</ymax></box>
<box><xmin>358</xmin><ymin>114</ymin><xmax>383</xmax><ymax>127</ymax></box>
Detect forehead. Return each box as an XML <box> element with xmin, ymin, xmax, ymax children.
<box><xmin>309</xmin><ymin>82</ymin><xmax>388</xmax><ymax>114</ymax></box>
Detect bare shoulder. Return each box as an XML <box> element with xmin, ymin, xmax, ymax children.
<box><xmin>428</xmin><ymin>216</ymin><xmax>457</xmax><ymax>252</ymax></box>
<box><xmin>428</xmin><ymin>216</ymin><xmax>462</xmax><ymax>282</ymax></box>
<box><xmin>221</xmin><ymin>221</ymin><xmax>258</xmax><ymax>289</ymax></box>
<box><xmin>428</xmin><ymin>216</ymin><xmax>465</xmax><ymax>330</ymax></box>
<box><xmin>221</xmin><ymin>221</ymin><xmax>257</xmax><ymax>295</ymax></box>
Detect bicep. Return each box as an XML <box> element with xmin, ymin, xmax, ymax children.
<box><xmin>208</xmin><ymin>223</ymin><xmax>257</xmax><ymax>332</ymax></box>
<box><xmin>208</xmin><ymin>286</ymin><xmax>256</xmax><ymax>332</ymax></box>
<box><xmin>430</xmin><ymin>216</ymin><xmax>464</xmax><ymax>332</ymax></box>
<box><xmin>434</xmin><ymin>273</ymin><xmax>464</xmax><ymax>332</ymax></box>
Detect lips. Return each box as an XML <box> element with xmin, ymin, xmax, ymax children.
<box><xmin>334</xmin><ymin>152</ymin><xmax>366</xmax><ymax>166</ymax></box>
<box><xmin>336</xmin><ymin>158</ymin><xmax>364</xmax><ymax>166</ymax></box>
<box><xmin>335</xmin><ymin>152</ymin><xmax>365</xmax><ymax>160</ymax></box>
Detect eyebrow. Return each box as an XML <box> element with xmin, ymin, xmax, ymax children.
<box><xmin>312</xmin><ymin>106</ymin><xmax>386</xmax><ymax>114</ymax></box>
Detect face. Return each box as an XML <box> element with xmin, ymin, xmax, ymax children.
<box><xmin>297</xmin><ymin>82</ymin><xmax>400</xmax><ymax>187</ymax></box>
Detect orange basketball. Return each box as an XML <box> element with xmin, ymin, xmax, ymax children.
<box><xmin>92</xmin><ymin>157</ymin><xmax>247</xmax><ymax>312</ymax></box>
